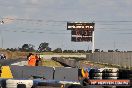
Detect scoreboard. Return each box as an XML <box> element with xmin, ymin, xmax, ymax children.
<box><xmin>67</xmin><ymin>22</ymin><xmax>95</xmax><ymax>42</ymax></box>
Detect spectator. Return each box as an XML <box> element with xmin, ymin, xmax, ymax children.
<box><xmin>0</xmin><ymin>54</ymin><xmax>6</xmax><ymax>59</ymax></box>
<box><xmin>35</xmin><ymin>54</ymin><xmax>41</xmax><ymax>66</ymax></box>
<box><xmin>28</xmin><ymin>54</ymin><xmax>37</xmax><ymax>66</ymax></box>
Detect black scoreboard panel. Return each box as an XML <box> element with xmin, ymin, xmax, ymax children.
<box><xmin>71</xmin><ymin>36</ymin><xmax>92</xmax><ymax>42</ymax></box>
<box><xmin>71</xmin><ymin>30</ymin><xmax>92</xmax><ymax>42</ymax></box>
<box><xmin>71</xmin><ymin>30</ymin><xmax>92</xmax><ymax>36</ymax></box>
<box><xmin>67</xmin><ymin>22</ymin><xmax>95</xmax><ymax>42</ymax></box>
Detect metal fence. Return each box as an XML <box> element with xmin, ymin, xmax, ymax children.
<box><xmin>86</xmin><ymin>52</ymin><xmax>132</xmax><ymax>67</ymax></box>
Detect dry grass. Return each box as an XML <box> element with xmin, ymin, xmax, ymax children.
<box><xmin>40</xmin><ymin>59</ymin><xmax>63</xmax><ymax>67</ymax></box>
<box><xmin>0</xmin><ymin>49</ymin><xmax>37</xmax><ymax>59</ymax></box>
<box><xmin>0</xmin><ymin>48</ymin><xmax>86</xmax><ymax>59</ymax></box>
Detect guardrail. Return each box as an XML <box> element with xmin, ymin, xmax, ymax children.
<box><xmin>52</xmin><ymin>57</ymin><xmax>80</xmax><ymax>68</ymax></box>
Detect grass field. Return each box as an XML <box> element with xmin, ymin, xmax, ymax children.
<box><xmin>40</xmin><ymin>59</ymin><xmax>63</xmax><ymax>67</ymax></box>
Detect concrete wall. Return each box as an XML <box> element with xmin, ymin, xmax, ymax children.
<box><xmin>9</xmin><ymin>66</ymin><xmax>79</xmax><ymax>81</ymax></box>
<box><xmin>86</xmin><ymin>52</ymin><xmax>132</xmax><ymax>67</ymax></box>
<box><xmin>10</xmin><ymin>66</ymin><xmax>54</xmax><ymax>79</ymax></box>
<box><xmin>54</xmin><ymin>67</ymin><xmax>78</xmax><ymax>81</ymax></box>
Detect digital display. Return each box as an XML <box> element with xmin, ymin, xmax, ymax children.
<box><xmin>71</xmin><ymin>30</ymin><xmax>92</xmax><ymax>36</ymax></box>
<box><xmin>71</xmin><ymin>36</ymin><xmax>92</xmax><ymax>42</ymax></box>
<box><xmin>67</xmin><ymin>22</ymin><xmax>95</xmax><ymax>30</ymax></box>
<box><xmin>67</xmin><ymin>22</ymin><xmax>95</xmax><ymax>42</ymax></box>
<box><xmin>71</xmin><ymin>30</ymin><xmax>92</xmax><ymax>42</ymax></box>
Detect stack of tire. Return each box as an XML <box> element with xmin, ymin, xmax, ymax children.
<box><xmin>102</xmin><ymin>68</ymin><xmax>119</xmax><ymax>79</ymax></box>
<box><xmin>89</xmin><ymin>68</ymin><xmax>102</xmax><ymax>79</ymax></box>
<box><xmin>6</xmin><ymin>79</ymin><xmax>33</xmax><ymax>88</ymax></box>
<box><xmin>118</xmin><ymin>69</ymin><xmax>132</xmax><ymax>79</ymax></box>
<box><xmin>89</xmin><ymin>68</ymin><xmax>119</xmax><ymax>80</ymax></box>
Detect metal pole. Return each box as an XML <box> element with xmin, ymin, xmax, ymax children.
<box><xmin>114</xmin><ymin>40</ymin><xmax>116</xmax><ymax>51</ymax></box>
<box><xmin>92</xmin><ymin>31</ymin><xmax>95</xmax><ymax>53</ymax></box>
<box><xmin>0</xmin><ymin>30</ymin><xmax>3</xmax><ymax>48</ymax></box>
<box><xmin>0</xmin><ymin>20</ymin><xmax>4</xmax><ymax>48</ymax></box>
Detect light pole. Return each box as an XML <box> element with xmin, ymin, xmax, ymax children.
<box><xmin>0</xmin><ymin>20</ymin><xmax>4</xmax><ymax>49</ymax></box>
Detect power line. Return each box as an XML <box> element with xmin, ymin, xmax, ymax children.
<box><xmin>1</xmin><ymin>29</ymin><xmax>70</xmax><ymax>34</ymax></box>
<box><xmin>1</xmin><ymin>17</ymin><xmax>132</xmax><ymax>34</ymax></box>
<box><xmin>2</xmin><ymin>18</ymin><xmax>132</xmax><ymax>23</ymax></box>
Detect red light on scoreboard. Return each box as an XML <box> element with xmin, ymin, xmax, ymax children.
<box><xmin>71</xmin><ymin>30</ymin><xmax>93</xmax><ymax>42</ymax></box>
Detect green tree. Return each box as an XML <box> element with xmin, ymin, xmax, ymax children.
<box><xmin>21</xmin><ymin>44</ymin><xmax>35</xmax><ymax>52</ymax></box>
<box><xmin>38</xmin><ymin>42</ymin><xmax>51</xmax><ymax>52</ymax></box>
<box><xmin>53</xmin><ymin>48</ymin><xmax>62</xmax><ymax>53</ymax></box>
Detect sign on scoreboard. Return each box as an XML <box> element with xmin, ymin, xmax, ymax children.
<box><xmin>67</xmin><ymin>22</ymin><xmax>95</xmax><ymax>31</ymax></box>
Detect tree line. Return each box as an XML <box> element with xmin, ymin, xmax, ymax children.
<box><xmin>6</xmin><ymin>42</ymin><xmax>93</xmax><ymax>53</ymax></box>
<box><xmin>6</xmin><ymin>42</ymin><xmax>131</xmax><ymax>53</ymax></box>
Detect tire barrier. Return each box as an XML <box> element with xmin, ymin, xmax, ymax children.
<box><xmin>89</xmin><ymin>68</ymin><xmax>119</xmax><ymax>80</ymax></box>
<box><xmin>0</xmin><ymin>66</ymin><xmax>131</xmax><ymax>88</ymax></box>
<box><xmin>89</xmin><ymin>68</ymin><xmax>132</xmax><ymax>80</ymax></box>
<box><xmin>6</xmin><ymin>79</ymin><xmax>33</xmax><ymax>88</ymax></box>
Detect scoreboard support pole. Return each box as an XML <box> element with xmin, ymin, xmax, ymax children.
<box><xmin>92</xmin><ymin>31</ymin><xmax>95</xmax><ymax>53</ymax></box>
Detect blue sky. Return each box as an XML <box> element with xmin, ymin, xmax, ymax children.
<box><xmin>0</xmin><ymin>0</ymin><xmax>132</xmax><ymax>51</ymax></box>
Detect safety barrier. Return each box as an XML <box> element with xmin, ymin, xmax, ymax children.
<box><xmin>54</xmin><ymin>67</ymin><xmax>78</xmax><ymax>81</ymax></box>
<box><xmin>0</xmin><ymin>66</ymin><xmax>79</xmax><ymax>81</ymax></box>
<box><xmin>52</xmin><ymin>57</ymin><xmax>79</xmax><ymax>68</ymax></box>
<box><xmin>10</xmin><ymin>66</ymin><xmax>54</xmax><ymax>80</ymax></box>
